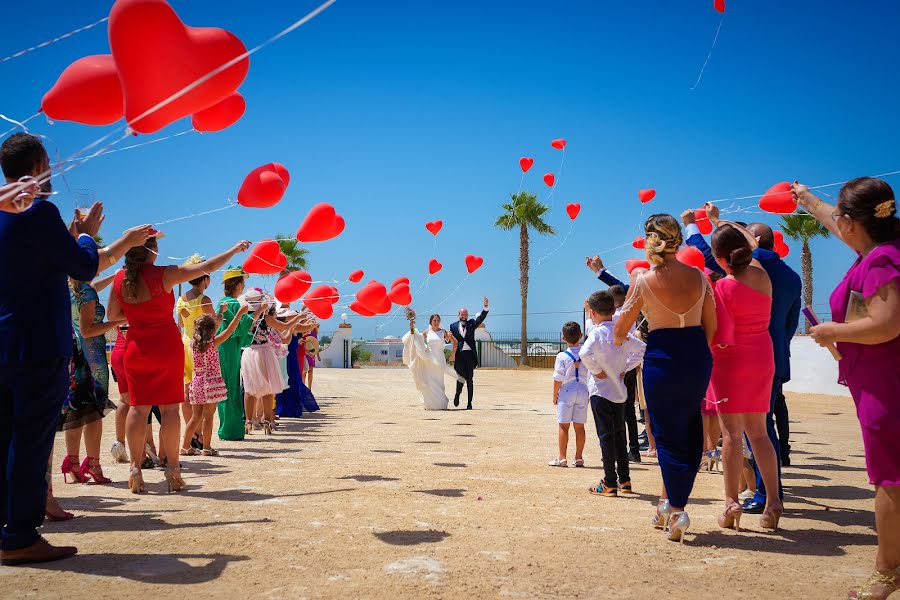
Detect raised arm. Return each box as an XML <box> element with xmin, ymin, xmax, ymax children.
<box><xmin>215</xmin><ymin>304</ymin><xmax>250</xmax><ymax>347</ymax></box>
<box><xmin>682</xmin><ymin>209</ymin><xmax>725</xmax><ymax>275</ymax></box>
<box><xmin>91</xmin><ymin>273</ymin><xmax>117</xmax><ymax>294</ymax></box>
<box><xmin>97</xmin><ymin>224</ymin><xmax>154</xmax><ymax>273</ymax></box>
<box><xmin>473</xmin><ymin>297</ymin><xmax>490</xmax><ymax>327</ymax></box>
<box><xmin>613</xmin><ymin>274</ymin><xmax>643</xmax><ymax>345</ymax></box>
<box><xmin>587</xmin><ymin>255</ymin><xmax>629</xmax><ymax>290</ymax></box>
<box><xmin>792</xmin><ymin>182</ymin><xmax>844</xmax><ymax>241</ymax></box>
<box><xmin>38</xmin><ymin>201</ymin><xmax>100</xmax><ymax>282</ymax></box>
<box><xmin>163</xmin><ymin>241</ymin><xmax>251</xmax><ymax>292</ymax></box>
<box><xmin>106</xmin><ymin>287</ymin><xmax>124</xmax><ymax>323</ymax></box>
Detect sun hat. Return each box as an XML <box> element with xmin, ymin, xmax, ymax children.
<box><xmin>222</xmin><ymin>265</ymin><xmax>247</xmax><ymax>283</ymax></box>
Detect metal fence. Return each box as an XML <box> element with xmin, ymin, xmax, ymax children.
<box><xmin>479</xmin><ymin>331</ymin><xmax>565</xmax><ymax>369</ymax></box>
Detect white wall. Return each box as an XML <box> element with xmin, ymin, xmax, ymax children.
<box><xmin>319</xmin><ymin>324</ymin><xmax>353</xmax><ymax>368</ymax></box>
<box><xmin>784</xmin><ymin>336</ymin><xmax>850</xmax><ymax>397</ymax></box>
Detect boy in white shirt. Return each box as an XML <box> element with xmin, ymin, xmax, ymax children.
<box><xmin>549</xmin><ymin>322</ymin><xmax>590</xmax><ymax>468</ymax></box>
<box><xmin>580</xmin><ymin>291</ymin><xmax>646</xmax><ymax>497</ymax></box>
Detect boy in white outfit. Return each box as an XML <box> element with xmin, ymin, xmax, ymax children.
<box><xmin>580</xmin><ymin>290</ymin><xmax>646</xmax><ymax>497</ymax></box>
<box><xmin>549</xmin><ymin>322</ymin><xmax>590</xmax><ymax>468</ymax></box>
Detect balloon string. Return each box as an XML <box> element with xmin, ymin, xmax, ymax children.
<box><xmin>544</xmin><ymin>148</ymin><xmax>565</xmax><ymax>217</ymax></box>
<box><xmin>0</xmin><ymin>16</ymin><xmax>109</xmax><ymax>64</ymax></box>
<box><xmin>425</xmin><ymin>273</ymin><xmax>472</xmax><ymax>314</ymax></box>
<box><xmin>536</xmin><ymin>220</ymin><xmax>575</xmax><ymax>267</ymax></box>
<box><xmin>704</xmin><ymin>168</ymin><xmax>900</xmax><ymax>205</ymax></box>
<box><xmin>375</xmin><ymin>275</ymin><xmax>431</xmax><ymax>333</ymax></box>
<box><xmin>689</xmin><ymin>14</ymin><xmax>725</xmax><ymax>90</ymax></box>
<box><xmin>0</xmin><ymin>111</ymin><xmax>40</xmax><ymax>136</ymax></box>
<box><xmin>52</xmin><ymin>128</ymin><xmax>197</xmax><ymax>166</ymax></box>
<box><xmin>0</xmin><ymin>0</ymin><xmax>338</xmax><ymax>206</ymax></box>
<box><xmin>154</xmin><ymin>201</ymin><xmax>239</xmax><ymax>226</ymax></box>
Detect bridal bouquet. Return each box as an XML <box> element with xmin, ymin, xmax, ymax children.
<box><xmin>404</xmin><ymin>307</ymin><xmax>416</xmax><ymax>332</ymax></box>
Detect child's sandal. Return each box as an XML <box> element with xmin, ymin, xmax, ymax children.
<box><xmin>548</xmin><ymin>458</ymin><xmax>568</xmax><ymax>467</ymax></box>
<box><xmin>573</xmin><ymin>458</ymin><xmax>585</xmax><ymax>468</ymax></box>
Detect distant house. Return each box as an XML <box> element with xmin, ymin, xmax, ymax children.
<box><xmin>360</xmin><ymin>336</ymin><xmax>406</xmax><ymax>364</ymax></box>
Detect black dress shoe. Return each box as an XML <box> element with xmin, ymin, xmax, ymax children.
<box><xmin>781</xmin><ymin>455</ymin><xmax>791</xmax><ymax>467</ymax></box>
<box><xmin>628</xmin><ymin>450</ymin><xmax>642</xmax><ymax>463</ymax></box>
<box><xmin>742</xmin><ymin>500</ymin><xmax>765</xmax><ymax>514</ymax></box>
<box><xmin>466</xmin><ymin>402</ymin><xmax>472</xmax><ymax>410</ymax></box>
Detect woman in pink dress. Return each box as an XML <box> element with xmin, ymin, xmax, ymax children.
<box><xmin>793</xmin><ymin>178</ymin><xmax>900</xmax><ymax>600</ymax></box>
<box><xmin>708</xmin><ymin>222</ymin><xmax>782</xmax><ymax>533</ymax></box>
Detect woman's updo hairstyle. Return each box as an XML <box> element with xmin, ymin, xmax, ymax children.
<box><xmin>122</xmin><ymin>237</ymin><xmax>156</xmax><ymax>302</ymax></box>
<box><xmin>711</xmin><ymin>224</ymin><xmax>752</xmax><ymax>273</ymax></box>
<box><xmin>644</xmin><ymin>214</ymin><xmax>683</xmax><ymax>266</ymax></box>
<box><xmin>837</xmin><ymin>177</ymin><xmax>899</xmax><ymax>244</ymax></box>
<box><xmin>429</xmin><ymin>314</ymin><xmax>441</xmax><ymax>326</ymax></box>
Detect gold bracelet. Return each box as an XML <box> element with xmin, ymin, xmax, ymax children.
<box><xmin>812</xmin><ymin>198</ymin><xmax>822</xmax><ymax>211</ymax></box>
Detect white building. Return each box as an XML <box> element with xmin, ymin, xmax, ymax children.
<box><xmin>360</xmin><ymin>336</ymin><xmax>406</xmax><ymax>364</ymax></box>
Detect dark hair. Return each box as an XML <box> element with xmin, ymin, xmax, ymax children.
<box><xmin>0</xmin><ymin>133</ymin><xmax>48</xmax><ymax>180</ymax></box>
<box><xmin>838</xmin><ymin>177</ymin><xmax>899</xmax><ymax>244</ymax></box>
<box><xmin>223</xmin><ymin>277</ymin><xmax>244</xmax><ymax>297</ymax></box>
<box><xmin>748</xmin><ymin>222</ymin><xmax>775</xmax><ymax>250</ymax></box>
<box><xmin>587</xmin><ymin>290</ymin><xmax>615</xmax><ymax>316</ymax></box>
<box><xmin>734</xmin><ymin>221</ymin><xmax>748</xmax><ymax>228</ymax></box>
<box><xmin>122</xmin><ymin>238</ymin><xmax>156</xmax><ymax>302</ymax></box>
<box><xmin>711</xmin><ymin>224</ymin><xmax>752</xmax><ymax>273</ymax></box>
<box><xmin>562</xmin><ymin>321</ymin><xmax>582</xmax><ymax>344</ymax></box>
<box><xmin>189</xmin><ymin>274</ymin><xmax>210</xmax><ymax>287</ymax></box>
<box><xmin>192</xmin><ymin>314</ymin><xmax>217</xmax><ymax>354</ymax></box>
<box><xmin>429</xmin><ymin>314</ymin><xmax>441</xmax><ymax>326</ymax></box>
<box><xmin>608</xmin><ymin>284</ymin><xmax>626</xmax><ymax>307</ymax></box>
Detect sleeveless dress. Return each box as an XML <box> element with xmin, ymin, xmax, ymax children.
<box><xmin>303</xmin><ymin>329</ymin><xmax>319</xmax><ymax>368</ymax></box>
<box><xmin>401</xmin><ymin>328</ymin><xmax>461</xmax><ymax>410</ymax></box>
<box><xmin>216</xmin><ymin>296</ymin><xmax>254</xmax><ymax>440</ymax></box>
<box><xmin>112</xmin><ymin>265</ymin><xmax>184</xmax><ymax>406</ymax></box>
<box><xmin>829</xmin><ymin>239</ymin><xmax>900</xmax><ymax>486</ymax></box>
<box><xmin>189</xmin><ymin>342</ymin><xmax>227</xmax><ymax>405</ymax></box>
<box><xmin>240</xmin><ymin>315</ymin><xmax>286</xmax><ymax>397</ymax></box>
<box><xmin>622</xmin><ymin>269</ymin><xmax>714</xmax><ymax>508</ymax></box>
<box><xmin>709</xmin><ymin>277</ymin><xmax>775</xmax><ymax>413</ymax></box>
<box><xmin>276</xmin><ymin>334</ymin><xmax>319</xmax><ymax>417</ymax></box>
<box><xmin>177</xmin><ymin>294</ymin><xmax>206</xmax><ymax>385</ymax></box>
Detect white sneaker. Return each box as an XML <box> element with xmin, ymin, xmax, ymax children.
<box><xmin>110</xmin><ymin>441</ymin><xmax>129</xmax><ymax>463</ymax></box>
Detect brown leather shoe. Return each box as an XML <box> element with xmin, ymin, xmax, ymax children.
<box><xmin>0</xmin><ymin>536</ymin><xmax>77</xmax><ymax>566</ymax></box>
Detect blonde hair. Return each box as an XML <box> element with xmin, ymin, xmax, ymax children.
<box><xmin>644</xmin><ymin>214</ymin><xmax>682</xmax><ymax>266</ymax></box>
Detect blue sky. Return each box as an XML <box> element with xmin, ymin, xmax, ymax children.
<box><xmin>4</xmin><ymin>1</ymin><xmax>899</xmax><ymax>339</ymax></box>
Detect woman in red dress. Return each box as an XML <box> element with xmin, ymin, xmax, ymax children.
<box><xmin>107</xmin><ymin>235</ymin><xmax>249</xmax><ymax>493</ymax></box>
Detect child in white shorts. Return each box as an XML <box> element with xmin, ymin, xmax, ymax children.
<box><xmin>550</xmin><ymin>321</ymin><xmax>590</xmax><ymax>468</ymax></box>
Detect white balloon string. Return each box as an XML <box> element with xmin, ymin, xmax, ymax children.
<box><xmin>425</xmin><ymin>273</ymin><xmax>472</xmax><ymax>314</ymax></box>
<box><xmin>0</xmin><ymin>111</ymin><xmax>40</xmax><ymax>136</ymax></box>
<box><xmin>536</xmin><ymin>219</ymin><xmax>575</xmax><ymax>266</ymax></box>
<box><xmin>154</xmin><ymin>201</ymin><xmax>239</xmax><ymax>226</ymax></box>
<box><xmin>51</xmin><ymin>128</ymin><xmax>197</xmax><ymax>166</ymax></box>
<box><xmin>375</xmin><ymin>275</ymin><xmax>432</xmax><ymax>333</ymax></box>
<box><xmin>690</xmin><ymin>14</ymin><xmax>725</xmax><ymax>90</ymax></box>
<box><xmin>0</xmin><ymin>16</ymin><xmax>109</xmax><ymax>64</ymax></box>
<box><xmin>544</xmin><ymin>147</ymin><xmax>565</xmax><ymax>217</ymax></box>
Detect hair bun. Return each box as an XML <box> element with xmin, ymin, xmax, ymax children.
<box><xmin>728</xmin><ymin>247</ymin><xmax>752</xmax><ymax>271</ymax></box>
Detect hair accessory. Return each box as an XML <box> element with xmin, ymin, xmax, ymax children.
<box><xmin>222</xmin><ymin>265</ymin><xmax>247</xmax><ymax>283</ymax></box>
<box><xmin>874</xmin><ymin>199</ymin><xmax>895</xmax><ymax>218</ymax></box>
<box><xmin>183</xmin><ymin>253</ymin><xmax>204</xmax><ymax>267</ymax></box>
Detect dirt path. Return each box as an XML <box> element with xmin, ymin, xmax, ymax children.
<box><xmin>8</xmin><ymin>369</ymin><xmax>874</xmax><ymax>598</ymax></box>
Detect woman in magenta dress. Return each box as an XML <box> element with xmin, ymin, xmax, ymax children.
<box><xmin>107</xmin><ymin>235</ymin><xmax>250</xmax><ymax>494</ymax></box>
<box><xmin>793</xmin><ymin>178</ymin><xmax>900</xmax><ymax>600</ymax></box>
<box><xmin>708</xmin><ymin>223</ymin><xmax>782</xmax><ymax>533</ymax></box>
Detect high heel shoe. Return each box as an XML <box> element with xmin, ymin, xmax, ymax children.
<box><xmin>651</xmin><ymin>499</ymin><xmax>671</xmax><ymax>529</ymax></box>
<box><xmin>759</xmin><ymin>505</ymin><xmax>783</xmax><ymax>531</ymax></box>
<box><xmin>245</xmin><ymin>420</ymin><xmax>253</xmax><ymax>435</ymax></box>
<box><xmin>60</xmin><ymin>455</ymin><xmax>83</xmax><ymax>484</ymax></box>
<box><xmin>710</xmin><ymin>449</ymin><xmax>722</xmax><ymax>473</ymax></box>
<box><xmin>128</xmin><ymin>467</ymin><xmax>145</xmax><ymax>494</ymax></box>
<box><xmin>718</xmin><ymin>502</ymin><xmax>743</xmax><ymax>532</ymax></box>
<box><xmin>848</xmin><ymin>568</ymin><xmax>899</xmax><ymax>599</ymax></box>
<box><xmin>262</xmin><ymin>420</ymin><xmax>272</xmax><ymax>435</ymax></box>
<box><xmin>698</xmin><ymin>451</ymin><xmax>710</xmax><ymax>473</ymax></box>
<box><xmin>667</xmin><ymin>511</ymin><xmax>691</xmax><ymax>543</ymax></box>
<box><xmin>79</xmin><ymin>457</ymin><xmax>112</xmax><ymax>484</ymax></box>
<box><xmin>164</xmin><ymin>465</ymin><xmax>185</xmax><ymax>493</ymax></box>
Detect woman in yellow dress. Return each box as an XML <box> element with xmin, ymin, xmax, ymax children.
<box><xmin>176</xmin><ymin>255</ymin><xmax>219</xmax><ymax>445</ymax></box>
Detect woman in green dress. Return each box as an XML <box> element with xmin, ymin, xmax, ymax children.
<box><xmin>216</xmin><ymin>267</ymin><xmax>254</xmax><ymax>440</ymax></box>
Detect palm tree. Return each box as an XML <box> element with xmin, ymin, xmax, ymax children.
<box><xmin>780</xmin><ymin>211</ymin><xmax>830</xmax><ymax>333</ymax></box>
<box><xmin>494</xmin><ymin>192</ymin><xmax>555</xmax><ymax>366</ymax></box>
<box><xmin>274</xmin><ymin>233</ymin><xmax>310</xmax><ymax>276</ymax></box>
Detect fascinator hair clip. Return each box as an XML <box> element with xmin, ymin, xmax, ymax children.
<box><xmin>874</xmin><ymin>199</ymin><xmax>895</xmax><ymax>219</ymax></box>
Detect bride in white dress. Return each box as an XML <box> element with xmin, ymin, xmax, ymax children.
<box><xmin>402</xmin><ymin>311</ymin><xmax>463</xmax><ymax>410</ymax></box>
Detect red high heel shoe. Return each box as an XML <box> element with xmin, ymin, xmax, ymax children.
<box><xmin>79</xmin><ymin>457</ymin><xmax>112</xmax><ymax>484</ymax></box>
<box><xmin>60</xmin><ymin>455</ymin><xmax>83</xmax><ymax>484</ymax></box>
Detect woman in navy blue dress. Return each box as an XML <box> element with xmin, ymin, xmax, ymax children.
<box><xmin>276</xmin><ymin>318</ymin><xmax>319</xmax><ymax>417</ymax></box>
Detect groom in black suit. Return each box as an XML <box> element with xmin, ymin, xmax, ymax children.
<box><xmin>449</xmin><ymin>297</ymin><xmax>489</xmax><ymax>410</ymax></box>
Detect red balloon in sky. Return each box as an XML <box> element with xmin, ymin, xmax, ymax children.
<box><xmin>41</xmin><ymin>54</ymin><xmax>124</xmax><ymax>126</ymax></box>
<box><xmin>632</xmin><ymin>236</ymin><xmax>645</xmax><ymax>250</ymax></box>
<box><xmin>357</xmin><ymin>281</ymin><xmax>391</xmax><ymax>314</ymax></box>
<box><xmin>428</xmin><ymin>259</ymin><xmax>442</xmax><ymax>275</ymax></box>
<box><xmin>242</xmin><ymin>240</ymin><xmax>287</xmax><ymax>275</ymax></box>
<box><xmin>714</xmin><ymin>0</ymin><xmax>726</xmax><ymax>13</ymax></box>
<box><xmin>626</xmin><ymin>259</ymin><xmax>651</xmax><ymax>274</ymax></box>
<box><xmin>638</xmin><ymin>189</ymin><xmax>656</xmax><ymax>204</ymax></box>
<box><xmin>348</xmin><ymin>270</ymin><xmax>364</xmax><ymax>283</ymax></box>
<box><xmin>425</xmin><ymin>220</ymin><xmax>443</xmax><ymax>236</ymax></box>
<box><xmin>695</xmin><ymin>208</ymin><xmax>714</xmax><ymax>235</ymax></box>
<box><xmin>543</xmin><ymin>173</ymin><xmax>555</xmax><ymax>187</ymax></box>
<box><xmin>350</xmin><ymin>300</ymin><xmax>376</xmax><ymax>317</ymax></box>
<box><xmin>237</xmin><ymin>163</ymin><xmax>290</xmax><ymax>209</ymax></box>
<box><xmin>191</xmin><ymin>91</ymin><xmax>245</xmax><ymax>132</ymax></box>
<box><xmin>551</xmin><ymin>138</ymin><xmax>567</xmax><ymax>150</ymax></box>
<box><xmin>303</xmin><ymin>285</ymin><xmax>339</xmax><ymax>320</ymax></box>
<box><xmin>773</xmin><ymin>230</ymin><xmax>791</xmax><ymax>258</ymax></box>
<box><xmin>519</xmin><ymin>157</ymin><xmax>534</xmax><ymax>173</ymax></box>
<box><xmin>274</xmin><ymin>270</ymin><xmax>312</xmax><ymax>303</ymax></box>
<box><xmin>676</xmin><ymin>246</ymin><xmax>706</xmax><ymax>270</ymax></box>
<box><xmin>296</xmin><ymin>203</ymin><xmax>345</xmax><ymax>243</ymax></box>
<box><xmin>759</xmin><ymin>182</ymin><xmax>796</xmax><ymax>214</ymax></box>
<box><xmin>566</xmin><ymin>203</ymin><xmax>581</xmax><ymax>220</ymax></box>
<box><xmin>388</xmin><ymin>283</ymin><xmax>412</xmax><ymax>306</ymax></box>
<box><xmin>108</xmin><ymin>0</ymin><xmax>249</xmax><ymax>134</ymax></box>
<box><xmin>465</xmin><ymin>255</ymin><xmax>484</xmax><ymax>274</ymax></box>
<box><xmin>391</xmin><ymin>277</ymin><xmax>410</xmax><ymax>289</ymax></box>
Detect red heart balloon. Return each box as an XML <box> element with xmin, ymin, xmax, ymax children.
<box><xmin>296</xmin><ymin>203</ymin><xmax>345</xmax><ymax>243</ymax></box>
<box><xmin>676</xmin><ymin>246</ymin><xmax>706</xmax><ymax>270</ymax></box>
<box><xmin>551</xmin><ymin>138</ymin><xmax>567</xmax><ymax>150</ymax></box>
<box><xmin>626</xmin><ymin>259</ymin><xmax>651</xmax><ymax>274</ymax></box>
<box><xmin>714</xmin><ymin>0</ymin><xmax>726</xmax><ymax>12</ymax></box>
<box><xmin>773</xmin><ymin>230</ymin><xmax>791</xmax><ymax>258</ymax></box>
<box><xmin>638</xmin><ymin>189</ymin><xmax>656</xmax><ymax>204</ymax></box>
<box><xmin>519</xmin><ymin>157</ymin><xmax>534</xmax><ymax>173</ymax></box>
<box><xmin>41</xmin><ymin>55</ymin><xmax>124</xmax><ymax>126</ymax></box>
<box><xmin>349</xmin><ymin>300</ymin><xmax>376</xmax><ymax>317</ymax></box>
<box><xmin>425</xmin><ymin>220</ymin><xmax>443</xmax><ymax>236</ymax></box>
<box><xmin>303</xmin><ymin>285</ymin><xmax>339</xmax><ymax>320</ymax></box>
<box><xmin>566</xmin><ymin>203</ymin><xmax>581</xmax><ymax>220</ymax></box>
<box><xmin>694</xmin><ymin>208</ymin><xmax>713</xmax><ymax>235</ymax></box>
<box><xmin>428</xmin><ymin>259</ymin><xmax>442</xmax><ymax>275</ymax></box>
<box><xmin>191</xmin><ymin>91</ymin><xmax>245</xmax><ymax>132</ymax></box>
<box><xmin>242</xmin><ymin>239</ymin><xmax>287</xmax><ymax>275</ymax></box>
<box><xmin>465</xmin><ymin>255</ymin><xmax>484</xmax><ymax>274</ymax></box>
<box><xmin>108</xmin><ymin>0</ymin><xmax>249</xmax><ymax>134</ymax></box>
<box><xmin>632</xmin><ymin>236</ymin><xmax>645</xmax><ymax>250</ymax></box>
<box><xmin>357</xmin><ymin>281</ymin><xmax>391</xmax><ymax>314</ymax></box>
<box><xmin>273</xmin><ymin>270</ymin><xmax>312</xmax><ymax>303</ymax></box>
<box><xmin>543</xmin><ymin>173</ymin><xmax>555</xmax><ymax>187</ymax></box>
<box><xmin>388</xmin><ymin>283</ymin><xmax>412</xmax><ymax>306</ymax></box>
<box><xmin>759</xmin><ymin>182</ymin><xmax>796</xmax><ymax>214</ymax></box>
<box><xmin>348</xmin><ymin>270</ymin><xmax>364</xmax><ymax>283</ymax></box>
<box><xmin>237</xmin><ymin>163</ymin><xmax>289</xmax><ymax>208</ymax></box>
<box><xmin>391</xmin><ymin>277</ymin><xmax>410</xmax><ymax>289</ymax></box>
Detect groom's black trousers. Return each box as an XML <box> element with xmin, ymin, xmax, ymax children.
<box><xmin>454</xmin><ymin>351</ymin><xmax>476</xmax><ymax>405</ymax></box>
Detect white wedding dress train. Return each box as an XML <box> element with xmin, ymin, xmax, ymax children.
<box><xmin>402</xmin><ymin>328</ymin><xmax>462</xmax><ymax>410</ymax></box>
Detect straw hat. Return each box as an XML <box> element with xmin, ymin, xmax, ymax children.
<box><xmin>222</xmin><ymin>265</ymin><xmax>247</xmax><ymax>283</ymax></box>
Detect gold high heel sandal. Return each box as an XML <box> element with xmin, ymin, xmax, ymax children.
<box><xmin>128</xmin><ymin>467</ymin><xmax>145</xmax><ymax>494</ymax></box>
<box><xmin>164</xmin><ymin>465</ymin><xmax>185</xmax><ymax>493</ymax></box>
<box><xmin>759</xmin><ymin>505</ymin><xmax>783</xmax><ymax>531</ymax></box>
<box><xmin>667</xmin><ymin>511</ymin><xmax>691</xmax><ymax>544</ymax></box>
<box><xmin>262</xmin><ymin>420</ymin><xmax>272</xmax><ymax>435</ymax></box>
<box><xmin>848</xmin><ymin>569</ymin><xmax>899</xmax><ymax>599</ymax></box>
<box><xmin>718</xmin><ymin>502</ymin><xmax>743</xmax><ymax>532</ymax></box>
<box><xmin>651</xmin><ymin>499</ymin><xmax>671</xmax><ymax>529</ymax></box>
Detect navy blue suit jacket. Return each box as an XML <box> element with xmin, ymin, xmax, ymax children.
<box><xmin>597</xmin><ymin>270</ymin><xmax>628</xmax><ymax>293</ymax></box>
<box><xmin>0</xmin><ymin>200</ymin><xmax>99</xmax><ymax>365</ymax></box>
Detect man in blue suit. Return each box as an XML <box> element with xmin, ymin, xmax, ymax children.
<box><xmin>0</xmin><ymin>134</ymin><xmax>148</xmax><ymax>565</ymax></box>
<box><xmin>683</xmin><ymin>207</ymin><xmax>801</xmax><ymax>514</ymax></box>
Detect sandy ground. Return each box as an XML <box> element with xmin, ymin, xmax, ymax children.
<box><xmin>4</xmin><ymin>368</ymin><xmax>877</xmax><ymax>599</ymax></box>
